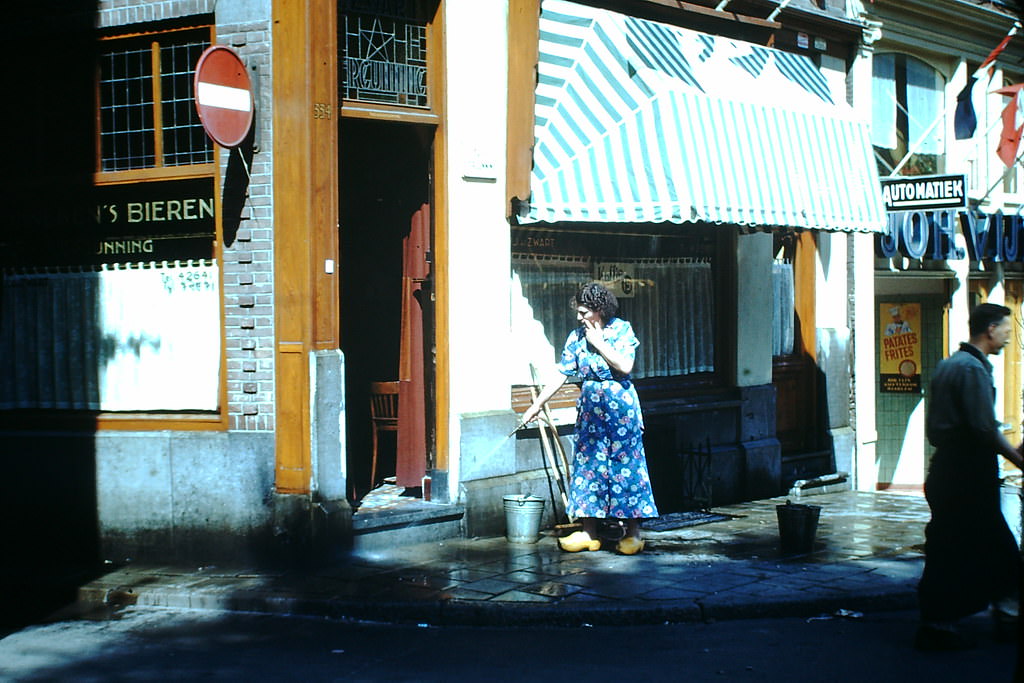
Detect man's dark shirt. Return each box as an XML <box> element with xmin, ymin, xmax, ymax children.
<box><xmin>925</xmin><ymin>342</ymin><xmax>1001</xmax><ymax>450</ymax></box>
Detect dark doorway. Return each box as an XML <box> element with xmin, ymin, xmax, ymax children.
<box><xmin>339</xmin><ymin>118</ymin><xmax>432</xmax><ymax>501</ymax></box>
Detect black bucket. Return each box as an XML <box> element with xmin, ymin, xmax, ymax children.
<box><xmin>776</xmin><ymin>501</ymin><xmax>821</xmax><ymax>555</ymax></box>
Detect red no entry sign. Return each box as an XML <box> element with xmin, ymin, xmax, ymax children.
<box><xmin>194</xmin><ymin>45</ymin><xmax>254</xmax><ymax>148</ymax></box>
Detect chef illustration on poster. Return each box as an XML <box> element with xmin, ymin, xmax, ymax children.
<box><xmin>880</xmin><ymin>303</ymin><xmax>921</xmax><ymax>393</ymax></box>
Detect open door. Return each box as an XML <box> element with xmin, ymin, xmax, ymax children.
<box><xmin>339</xmin><ymin>118</ymin><xmax>433</xmax><ymax>500</ymax></box>
<box><xmin>396</xmin><ymin>204</ymin><xmax>431</xmax><ymax>488</ymax></box>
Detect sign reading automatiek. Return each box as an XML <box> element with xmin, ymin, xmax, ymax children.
<box><xmin>880</xmin><ymin>174</ymin><xmax>967</xmax><ymax>212</ymax></box>
<box><xmin>877</xmin><ymin>173</ymin><xmax>1024</xmax><ymax>263</ymax></box>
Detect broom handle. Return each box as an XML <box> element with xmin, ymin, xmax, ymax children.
<box><xmin>529</xmin><ymin>385</ymin><xmax>573</xmax><ymax>521</ymax></box>
<box><xmin>529</xmin><ymin>363</ymin><xmax>573</xmax><ymax>484</ymax></box>
<box><xmin>541</xmin><ymin>403</ymin><xmax>572</xmax><ymax>487</ymax></box>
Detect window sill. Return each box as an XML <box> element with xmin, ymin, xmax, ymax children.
<box><xmin>0</xmin><ymin>410</ymin><xmax>226</xmax><ymax>432</ymax></box>
<box><xmin>94</xmin><ymin>164</ymin><xmax>216</xmax><ymax>185</ymax></box>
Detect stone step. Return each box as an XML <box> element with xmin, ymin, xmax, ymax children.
<box><xmin>352</xmin><ymin>502</ymin><xmax>465</xmax><ymax>552</ymax></box>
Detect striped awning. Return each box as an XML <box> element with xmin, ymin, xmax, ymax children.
<box><xmin>521</xmin><ymin>0</ymin><xmax>886</xmax><ymax>233</ymax></box>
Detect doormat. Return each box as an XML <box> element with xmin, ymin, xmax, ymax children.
<box><xmin>642</xmin><ymin>511</ymin><xmax>736</xmax><ymax>532</ymax></box>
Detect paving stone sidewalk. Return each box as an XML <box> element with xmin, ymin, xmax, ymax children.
<box><xmin>77</xmin><ymin>491</ymin><xmax>932</xmax><ymax>626</ymax></box>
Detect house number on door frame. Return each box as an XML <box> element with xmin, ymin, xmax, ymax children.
<box><xmin>313</xmin><ymin>103</ymin><xmax>332</xmax><ymax>119</ymax></box>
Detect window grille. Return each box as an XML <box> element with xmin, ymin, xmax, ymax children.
<box><xmin>161</xmin><ymin>39</ymin><xmax>214</xmax><ymax>166</ymax></box>
<box><xmin>340</xmin><ymin>11</ymin><xmax>429</xmax><ymax>108</ymax></box>
<box><xmin>99</xmin><ymin>30</ymin><xmax>213</xmax><ymax>172</ymax></box>
<box><xmin>100</xmin><ymin>42</ymin><xmax>155</xmax><ymax>170</ymax></box>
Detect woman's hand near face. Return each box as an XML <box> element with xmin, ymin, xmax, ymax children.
<box><xmin>584</xmin><ymin>318</ymin><xmax>634</xmax><ymax>375</ymax></box>
<box><xmin>583</xmin><ymin>317</ymin><xmax>605</xmax><ymax>347</ymax></box>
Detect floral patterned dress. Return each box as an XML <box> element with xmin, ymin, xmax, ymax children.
<box><xmin>557</xmin><ymin>318</ymin><xmax>659</xmax><ymax>520</ymax></box>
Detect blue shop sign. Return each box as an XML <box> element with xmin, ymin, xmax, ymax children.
<box><xmin>877</xmin><ymin>174</ymin><xmax>1024</xmax><ymax>263</ymax></box>
<box><xmin>876</xmin><ymin>208</ymin><xmax>1024</xmax><ymax>262</ymax></box>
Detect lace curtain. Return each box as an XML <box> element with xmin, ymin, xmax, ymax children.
<box><xmin>871</xmin><ymin>54</ymin><xmax>897</xmax><ymax>151</ymax></box>
<box><xmin>871</xmin><ymin>53</ymin><xmax>944</xmax><ymax>155</ymax></box>
<box><xmin>1</xmin><ymin>262</ymin><xmax>221</xmax><ymax>411</ymax></box>
<box><xmin>906</xmin><ymin>56</ymin><xmax>943</xmax><ymax>155</ymax></box>
<box><xmin>512</xmin><ymin>257</ymin><xmax>715</xmax><ymax>379</ymax></box>
<box><xmin>772</xmin><ymin>260</ymin><xmax>795</xmax><ymax>357</ymax></box>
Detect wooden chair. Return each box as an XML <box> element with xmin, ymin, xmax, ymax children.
<box><xmin>369</xmin><ymin>381</ymin><xmax>400</xmax><ymax>489</ymax></box>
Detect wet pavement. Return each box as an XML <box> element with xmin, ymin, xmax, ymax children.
<box><xmin>74</xmin><ymin>490</ymin><xmax>939</xmax><ymax>626</ymax></box>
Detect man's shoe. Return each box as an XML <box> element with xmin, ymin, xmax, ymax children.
<box><xmin>558</xmin><ymin>531</ymin><xmax>601</xmax><ymax>552</ymax></box>
<box><xmin>992</xmin><ymin>604</ymin><xmax>1019</xmax><ymax>643</ymax></box>
<box><xmin>914</xmin><ymin>622</ymin><xmax>976</xmax><ymax>652</ymax></box>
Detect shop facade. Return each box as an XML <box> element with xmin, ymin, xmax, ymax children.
<box><xmin>2</xmin><ymin>0</ymin><xmax>323</xmax><ymax>566</ymax></box>
<box><xmin>862</xmin><ymin>0</ymin><xmax>1024</xmax><ymax>492</ymax></box>
<box><xmin>2</xmin><ymin>0</ymin><xmax>517</xmax><ymax>565</ymax></box>
<box><xmin>4</xmin><ymin>0</ymin><xmax>898</xmax><ymax>566</ymax></box>
<box><xmin>484</xmin><ymin>0</ymin><xmax>888</xmax><ymax>534</ymax></box>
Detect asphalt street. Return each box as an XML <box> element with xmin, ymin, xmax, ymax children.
<box><xmin>0</xmin><ymin>605</ymin><xmax>1017</xmax><ymax>682</ymax></box>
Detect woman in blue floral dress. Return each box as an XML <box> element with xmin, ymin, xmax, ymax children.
<box><xmin>521</xmin><ymin>283</ymin><xmax>658</xmax><ymax>554</ymax></box>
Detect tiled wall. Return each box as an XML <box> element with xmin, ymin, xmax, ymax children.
<box><xmin>874</xmin><ymin>294</ymin><xmax>945</xmax><ymax>484</ymax></box>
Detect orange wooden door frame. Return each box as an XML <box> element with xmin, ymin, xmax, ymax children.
<box><xmin>430</xmin><ymin>1</ymin><xmax>449</xmax><ymax>474</ymax></box>
<box><xmin>1006</xmin><ymin>280</ymin><xmax>1023</xmax><ymax>471</ymax></box>
<box><xmin>272</xmin><ymin>0</ymin><xmax>340</xmax><ymax>493</ymax></box>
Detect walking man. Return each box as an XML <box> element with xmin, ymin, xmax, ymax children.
<box><xmin>918</xmin><ymin>302</ymin><xmax>1022</xmax><ymax>650</ymax></box>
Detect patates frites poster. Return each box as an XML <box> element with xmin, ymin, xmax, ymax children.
<box><xmin>880</xmin><ymin>302</ymin><xmax>921</xmax><ymax>393</ymax></box>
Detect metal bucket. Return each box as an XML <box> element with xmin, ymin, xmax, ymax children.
<box><xmin>503</xmin><ymin>494</ymin><xmax>545</xmax><ymax>544</ymax></box>
<box><xmin>776</xmin><ymin>501</ymin><xmax>821</xmax><ymax>555</ymax></box>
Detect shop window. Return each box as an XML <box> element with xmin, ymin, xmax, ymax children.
<box><xmin>511</xmin><ymin>226</ymin><xmax>716</xmax><ymax>384</ymax></box>
<box><xmin>0</xmin><ymin>263</ymin><xmax>220</xmax><ymax>412</ymax></box>
<box><xmin>99</xmin><ymin>28</ymin><xmax>214</xmax><ymax>172</ymax></box>
<box><xmin>771</xmin><ymin>231</ymin><xmax>818</xmax><ymax>454</ymax></box>
<box><xmin>0</xmin><ymin>25</ymin><xmax>221</xmax><ymax>417</ymax></box>
<box><xmin>872</xmin><ymin>53</ymin><xmax>945</xmax><ymax>177</ymax></box>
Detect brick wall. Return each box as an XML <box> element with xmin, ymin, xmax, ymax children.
<box><xmin>218</xmin><ymin>20</ymin><xmax>275</xmax><ymax>432</ymax></box>
<box><xmin>97</xmin><ymin>0</ymin><xmax>216</xmax><ymax>27</ymax></box>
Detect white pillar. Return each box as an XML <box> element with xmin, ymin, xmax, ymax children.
<box><xmin>946</xmin><ymin>60</ymin><xmax>971</xmax><ymax>176</ymax></box>
<box><xmin>444</xmin><ymin>0</ymin><xmax>512</xmax><ymax>499</ymax></box>
<box><xmin>852</xmin><ymin>232</ymin><xmax>878</xmax><ymax>490</ymax></box>
<box><xmin>734</xmin><ymin>232</ymin><xmax>773</xmax><ymax>387</ymax></box>
<box><xmin>849</xmin><ymin>26</ymin><xmax>880</xmax><ymax>491</ymax></box>
<box><xmin>948</xmin><ymin>233</ymin><xmax>972</xmax><ymax>356</ymax></box>
<box><xmin>986</xmin><ymin>264</ymin><xmax>1007</xmax><ymax>426</ymax></box>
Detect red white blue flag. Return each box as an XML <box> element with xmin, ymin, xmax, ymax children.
<box><xmin>954</xmin><ymin>23</ymin><xmax>1020</xmax><ymax>140</ymax></box>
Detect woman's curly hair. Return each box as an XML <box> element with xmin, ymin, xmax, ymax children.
<box><xmin>572</xmin><ymin>282</ymin><xmax>618</xmax><ymax>321</ymax></box>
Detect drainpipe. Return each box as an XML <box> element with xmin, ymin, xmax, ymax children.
<box><xmin>766</xmin><ymin>0</ymin><xmax>794</xmax><ymax>22</ymax></box>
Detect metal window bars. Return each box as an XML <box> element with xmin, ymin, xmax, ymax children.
<box><xmin>99</xmin><ymin>33</ymin><xmax>213</xmax><ymax>172</ymax></box>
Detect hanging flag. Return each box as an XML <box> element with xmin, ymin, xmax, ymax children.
<box><xmin>954</xmin><ymin>22</ymin><xmax>1021</xmax><ymax>140</ymax></box>
<box><xmin>995</xmin><ymin>83</ymin><xmax>1024</xmax><ymax>166</ymax></box>
<box><xmin>954</xmin><ymin>76</ymin><xmax>979</xmax><ymax>139</ymax></box>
